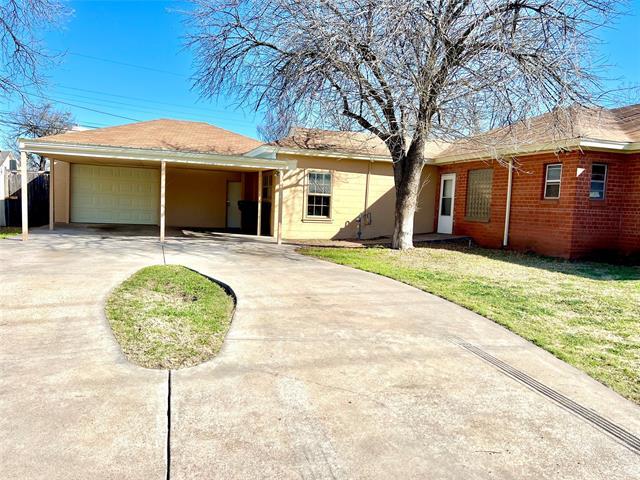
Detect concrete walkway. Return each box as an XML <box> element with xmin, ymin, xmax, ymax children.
<box><xmin>1</xmin><ymin>229</ymin><xmax>639</xmax><ymax>479</ymax></box>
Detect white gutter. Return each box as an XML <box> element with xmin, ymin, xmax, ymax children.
<box><xmin>19</xmin><ymin>139</ymin><xmax>296</xmax><ymax>171</ymax></box>
<box><xmin>503</xmin><ymin>158</ymin><xmax>514</xmax><ymax>247</ymax></box>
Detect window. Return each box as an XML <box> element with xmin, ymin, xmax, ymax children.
<box><xmin>440</xmin><ymin>178</ymin><xmax>454</xmax><ymax>216</ymax></box>
<box><xmin>544</xmin><ymin>164</ymin><xmax>562</xmax><ymax>199</ymax></box>
<box><xmin>306</xmin><ymin>171</ymin><xmax>332</xmax><ymax>218</ymax></box>
<box><xmin>465</xmin><ymin>168</ymin><xmax>493</xmax><ymax>221</ymax></box>
<box><xmin>262</xmin><ymin>173</ymin><xmax>273</xmax><ymax>202</ymax></box>
<box><xmin>590</xmin><ymin>164</ymin><xmax>607</xmax><ymax>200</ymax></box>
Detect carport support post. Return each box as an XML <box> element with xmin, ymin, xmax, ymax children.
<box><xmin>49</xmin><ymin>157</ymin><xmax>54</xmax><ymax>230</ymax></box>
<box><xmin>277</xmin><ymin>170</ymin><xmax>284</xmax><ymax>245</ymax></box>
<box><xmin>257</xmin><ymin>170</ymin><xmax>263</xmax><ymax>236</ymax></box>
<box><xmin>160</xmin><ymin>161</ymin><xmax>166</xmax><ymax>243</ymax></box>
<box><xmin>20</xmin><ymin>149</ymin><xmax>28</xmax><ymax>241</ymax></box>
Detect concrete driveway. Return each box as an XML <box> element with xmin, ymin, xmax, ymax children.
<box><xmin>1</xmin><ymin>228</ymin><xmax>639</xmax><ymax>479</ymax></box>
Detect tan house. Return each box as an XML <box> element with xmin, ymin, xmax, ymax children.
<box><xmin>18</xmin><ymin>119</ymin><xmax>436</xmax><ymax>243</ymax></box>
<box><xmin>18</xmin><ymin>105</ymin><xmax>640</xmax><ymax>259</ymax></box>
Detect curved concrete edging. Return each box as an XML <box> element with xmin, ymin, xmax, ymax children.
<box><xmin>101</xmin><ymin>263</ymin><xmax>238</xmax><ymax>372</ymax></box>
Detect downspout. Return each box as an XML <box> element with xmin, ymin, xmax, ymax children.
<box><xmin>503</xmin><ymin>158</ymin><xmax>513</xmax><ymax>247</ymax></box>
<box><xmin>360</xmin><ymin>161</ymin><xmax>372</xmax><ymax>240</ymax></box>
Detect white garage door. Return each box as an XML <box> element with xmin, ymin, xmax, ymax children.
<box><xmin>70</xmin><ymin>164</ymin><xmax>160</xmax><ymax>225</ymax></box>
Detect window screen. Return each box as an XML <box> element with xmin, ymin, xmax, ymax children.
<box><xmin>465</xmin><ymin>168</ymin><xmax>493</xmax><ymax>221</ymax></box>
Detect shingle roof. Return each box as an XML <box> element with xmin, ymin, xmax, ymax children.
<box><xmin>36</xmin><ymin>119</ymin><xmax>263</xmax><ymax>155</ymax></box>
<box><xmin>272</xmin><ymin>104</ymin><xmax>640</xmax><ymax>161</ymax></box>
<box><xmin>438</xmin><ymin>104</ymin><xmax>640</xmax><ymax>159</ymax></box>
<box><xmin>272</xmin><ymin>128</ymin><xmax>391</xmax><ymax>157</ymax></box>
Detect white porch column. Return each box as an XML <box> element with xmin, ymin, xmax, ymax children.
<box><xmin>277</xmin><ymin>170</ymin><xmax>284</xmax><ymax>245</ymax></box>
<box><xmin>49</xmin><ymin>158</ymin><xmax>54</xmax><ymax>230</ymax></box>
<box><xmin>257</xmin><ymin>170</ymin><xmax>263</xmax><ymax>236</ymax></box>
<box><xmin>20</xmin><ymin>150</ymin><xmax>28</xmax><ymax>241</ymax></box>
<box><xmin>160</xmin><ymin>161</ymin><xmax>166</xmax><ymax>243</ymax></box>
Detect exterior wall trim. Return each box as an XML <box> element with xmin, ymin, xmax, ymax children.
<box><xmin>19</xmin><ymin>139</ymin><xmax>295</xmax><ymax>171</ymax></box>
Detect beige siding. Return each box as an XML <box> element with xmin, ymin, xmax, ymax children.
<box><xmin>415</xmin><ymin>165</ymin><xmax>438</xmax><ymax>234</ymax></box>
<box><xmin>53</xmin><ymin>160</ymin><xmax>70</xmax><ymax>223</ymax></box>
<box><xmin>276</xmin><ymin>154</ymin><xmax>436</xmax><ymax>240</ymax></box>
<box><xmin>166</xmin><ymin>168</ymin><xmax>240</xmax><ymax>228</ymax></box>
<box><xmin>50</xmin><ymin>154</ymin><xmax>436</xmax><ymax>239</ymax></box>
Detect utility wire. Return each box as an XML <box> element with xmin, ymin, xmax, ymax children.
<box><xmin>58</xmin><ymin>51</ymin><xmax>188</xmax><ymax>78</ymax></box>
<box><xmin>40</xmin><ymin>90</ymin><xmax>261</xmax><ymax>130</ymax></box>
<box><xmin>55</xmin><ymin>84</ymin><xmax>249</xmax><ymax>116</ymax></box>
<box><xmin>29</xmin><ymin>92</ymin><xmax>142</xmax><ymax>122</ymax></box>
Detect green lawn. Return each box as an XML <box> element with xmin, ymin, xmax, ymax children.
<box><xmin>0</xmin><ymin>227</ymin><xmax>20</xmax><ymax>239</ymax></box>
<box><xmin>105</xmin><ymin>265</ymin><xmax>234</xmax><ymax>369</ymax></box>
<box><xmin>301</xmin><ymin>245</ymin><xmax>640</xmax><ymax>404</ymax></box>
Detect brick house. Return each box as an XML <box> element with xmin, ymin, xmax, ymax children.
<box><xmin>432</xmin><ymin>105</ymin><xmax>640</xmax><ymax>259</ymax></box>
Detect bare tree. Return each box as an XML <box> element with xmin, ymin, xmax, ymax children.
<box><xmin>187</xmin><ymin>0</ymin><xmax>621</xmax><ymax>249</ymax></box>
<box><xmin>9</xmin><ymin>102</ymin><xmax>74</xmax><ymax>170</ymax></box>
<box><xmin>0</xmin><ymin>0</ymin><xmax>69</xmax><ymax>99</ymax></box>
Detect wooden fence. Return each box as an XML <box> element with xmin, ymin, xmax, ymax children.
<box><xmin>1</xmin><ymin>171</ymin><xmax>50</xmax><ymax>227</ymax></box>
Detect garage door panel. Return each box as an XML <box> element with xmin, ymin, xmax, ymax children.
<box><xmin>71</xmin><ymin>165</ymin><xmax>159</xmax><ymax>225</ymax></box>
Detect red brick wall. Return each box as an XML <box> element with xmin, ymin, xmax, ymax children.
<box><xmin>508</xmin><ymin>153</ymin><xmax>579</xmax><ymax>258</ymax></box>
<box><xmin>436</xmin><ymin>159</ymin><xmax>508</xmax><ymax>248</ymax></box>
<box><xmin>436</xmin><ymin>153</ymin><xmax>580</xmax><ymax>257</ymax></box>
<box><xmin>618</xmin><ymin>154</ymin><xmax>640</xmax><ymax>256</ymax></box>
<box><xmin>570</xmin><ymin>152</ymin><xmax>627</xmax><ymax>258</ymax></box>
<box><xmin>435</xmin><ymin>151</ymin><xmax>640</xmax><ymax>259</ymax></box>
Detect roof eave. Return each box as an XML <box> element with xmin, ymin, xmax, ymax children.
<box><xmin>19</xmin><ymin>139</ymin><xmax>294</xmax><ymax>171</ymax></box>
<box><xmin>433</xmin><ymin>138</ymin><xmax>640</xmax><ymax>164</ymax></box>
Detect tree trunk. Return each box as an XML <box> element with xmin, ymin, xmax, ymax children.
<box><xmin>391</xmin><ymin>155</ymin><xmax>424</xmax><ymax>250</ymax></box>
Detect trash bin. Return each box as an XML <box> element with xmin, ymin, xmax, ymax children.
<box><xmin>238</xmin><ymin>200</ymin><xmax>272</xmax><ymax>235</ymax></box>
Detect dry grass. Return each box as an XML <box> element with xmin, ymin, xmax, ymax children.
<box><xmin>301</xmin><ymin>245</ymin><xmax>640</xmax><ymax>404</ymax></box>
<box><xmin>105</xmin><ymin>265</ymin><xmax>234</xmax><ymax>369</ymax></box>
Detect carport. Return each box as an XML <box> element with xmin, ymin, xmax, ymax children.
<box><xmin>18</xmin><ymin>119</ymin><xmax>294</xmax><ymax>243</ymax></box>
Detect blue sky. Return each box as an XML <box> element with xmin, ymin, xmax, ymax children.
<box><xmin>13</xmin><ymin>0</ymin><xmax>640</xmax><ymax>140</ymax></box>
<box><xmin>33</xmin><ymin>0</ymin><xmax>262</xmax><ymax>138</ymax></box>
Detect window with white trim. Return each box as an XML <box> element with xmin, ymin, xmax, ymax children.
<box><xmin>544</xmin><ymin>164</ymin><xmax>562</xmax><ymax>199</ymax></box>
<box><xmin>306</xmin><ymin>171</ymin><xmax>332</xmax><ymax>218</ymax></box>
<box><xmin>589</xmin><ymin>163</ymin><xmax>607</xmax><ymax>200</ymax></box>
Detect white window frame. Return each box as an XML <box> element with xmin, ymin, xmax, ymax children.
<box><xmin>304</xmin><ymin>170</ymin><xmax>333</xmax><ymax>220</ymax></box>
<box><xmin>589</xmin><ymin>163</ymin><xmax>607</xmax><ymax>200</ymax></box>
<box><xmin>544</xmin><ymin>163</ymin><xmax>562</xmax><ymax>199</ymax></box>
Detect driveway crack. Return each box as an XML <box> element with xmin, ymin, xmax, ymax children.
<box><xmin>166</xmin><ymin>369</ymin><xmax>172</xmax><ymax>480</ymax></box>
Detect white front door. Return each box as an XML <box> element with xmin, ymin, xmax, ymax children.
<box><xmin>437</xmin><ymin>173</ymin><xmax>456</xmax><ymax>234</ymax></box>
<box><xmin>226</xmin><ymin>181</ymin><xmax>242</xmax><ymax>229</ymax></box>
